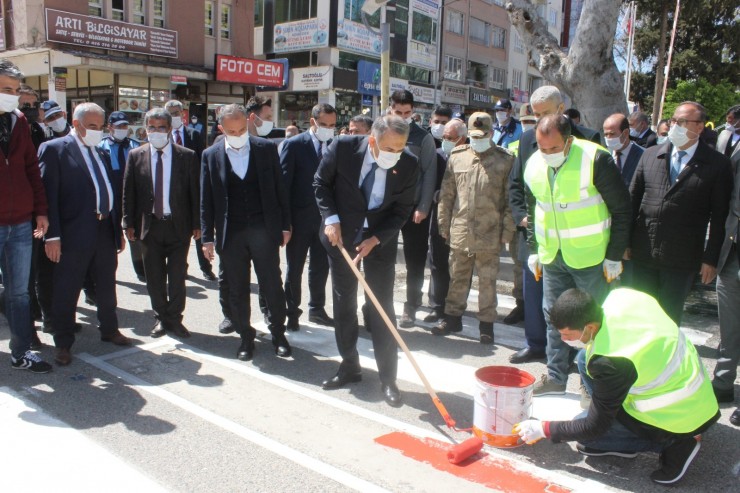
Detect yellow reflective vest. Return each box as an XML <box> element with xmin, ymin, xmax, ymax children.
<box><xmin>587</xmin><ymin>289</ymin><xmax>718</xmax><ymax>433</ymax></box>
<box><xmin>523</xmin><ymin>139</ymin><xmax>610</xmax><ymax>268</ymax></box>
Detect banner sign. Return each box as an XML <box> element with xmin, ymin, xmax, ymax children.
<box><xmin>337</xmin><ymin>18</ymin><xmax>381</xmax><ymax>57</ymax></box>
<box><xmin>273</xmin><ymin>18</ymin><xmax>329</xmax><ymax>53</ymax></box>
<box><xmin>290</xmin><ymin>66</ymin><xmax>333</xmax><ymax>91</ymax></box>
<box><xmin>357</xmin><ymin>60</ymin><xmax>381</xmax><ymax>96</ymax></box>
<box><xmin>215</xmin><ymin>54</ymin><xmax>284</xmax><ymax>87</ymax></box>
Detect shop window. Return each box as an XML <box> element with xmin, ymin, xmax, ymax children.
<box><xmin>153</xmin><ymin>0</ymin><xmax>165</xmax><ymax>28</ymax></box>
<box><xmin>469</xmin><ymin>17</ymin><xmax>490</xmax><ymax>47</ymax></box>
<box><xmin>275</xmin><ymin>0</ymin><xmax>317</xmax><ymax>24</ymax></box>
<box><xmin>491</xmin><ymin>26</ymin><xmax>506</xmax><ymax>49</ymax></box>
<box><xmin>446</xmin><ymin>10</ymin><xmax>463</xmax><ymax>36</ymax></box>
<box><xmin>255</xmin><ymin>0</ymin><xmax>264</xmax><ymax>27</ymax></box>
<box><xmin>88</xmin><ymin>0</ymin><xmax>103</xmax><ymax>17</ymax></box>
<box><xmin>133</xmin><ymin>0</ymin><xmax>146</xmax><ymax>24</ymax></box>
<box><xmin>345</xmin><ymin>0</ymin><xmax>380</xmax><ymax>29</ymax></box>
<box><xmin>394</xmin><ymin>0</ymin><xmax>409</xmax><ymax>38</ymax></box>
<box><xmin>205</xmin><ymin>2</ymin><xmax>214</xmax><ymax>36</ymax></box>
<box><xmin>411</xmin><ymin>11</ymin><xmax>437</xmax><ymax>45</ymax></box>
<box><xmin>490</xmin><ymin>66</ymin><xmax>507</xmax><ymax>91</ymax></box>
<box><xmin>444</xmin><ymin>55</ymin><xmax>463</xmax><ymax>82</ymax></box>
<box><xmin>513</xmin><ymin>31</ymin><xmax>525</xmax><ymax>54</ymax></box>
<box><xmin>467</xmin><ymin>61</ymin><xmax>488</xmax><ymax>88</ymax></box>
<box><xmin>220</xmin><ymin>5</ymin><xmax>231</xmax><ymax>40</ymax></box>
<box><xmin>111</xmin><ymin>0</ymin><xmax>124</xmax><ymax>21</ymax></box>
<box><xmin>512</xmin><ymin>69</ymin><xmax>523</xmax><ymax>91</ymax></box>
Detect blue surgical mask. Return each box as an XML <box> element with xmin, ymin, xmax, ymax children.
<box><xmin>656</xmin><ymin>135</ymin><xmax>668</xmax><ymax>145</ymax></box>
<box><xmin>441</xmin><ymin>140</ymin><xmax>456</xmax><ymax>155</ymax></box>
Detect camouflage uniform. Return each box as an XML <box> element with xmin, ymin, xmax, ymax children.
<box><xmin>437</xmin><ymin>133</ymin><xmax>516</xmax><ymax>323</ymax></box>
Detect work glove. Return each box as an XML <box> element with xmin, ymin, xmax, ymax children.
<box><xmin>528</xmin><ymin>254</ymin><xmax>542</xmax><ymax>282</ymax></box>
<box><xmin>603</xmin><ymin>259</ymin><xmax>623</xmax><ymax>283</ymax></box>
<box><xmin>512</xmin><ymin>420</ymin><xmax>546</xmax><ymax>445</ymax></box>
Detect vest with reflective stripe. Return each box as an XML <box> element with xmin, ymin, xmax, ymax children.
<box><xmin>586</xmin><ymin>289</ymin><xmax>718</xmax><ymax>433</ymax></box>
<box><xmin>523</xmin><ymin>139</ymin><xmax>610</xmax><ymax>268</ymax></box>
<box><xmin>507</xmin><ymin>140</ymin><xmax>520</xmax><ymax>157</ymax></box>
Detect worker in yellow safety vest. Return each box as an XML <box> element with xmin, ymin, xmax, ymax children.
<box><xmin>513</xmin><ymin>287</ymin><xmax>720</xmax><ymax>486</ymax></box>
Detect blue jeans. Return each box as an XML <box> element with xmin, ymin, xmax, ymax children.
<box><xmin>576</xmin><ymin>349</ymin><xmax>662</xmax><ymax>453</ymax></box>
<box><xmin>543</xmin><ymin>253</ymin><xmax>607</xmax><ymax>384</ymax></box>
<box><xmin>0</xmin><ymin>222</ymin><xmax>33</xmax><ymax>358</ymax></box>
<box><xmin>523</xmin><ymin>262</ymin><xmax>547</xmax><ymax>351</ymax></box>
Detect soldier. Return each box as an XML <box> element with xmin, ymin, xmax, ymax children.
<box><xmin>433</xmin><ymin>113</ymin><xmax>516</xmax><ymax>344</ymax></box>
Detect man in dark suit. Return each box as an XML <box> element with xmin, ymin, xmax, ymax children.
<box><xmin>630</xmin><ymin>101</ymin><xmax>733</xmax><ymax>326</ymax></box>
<box><xmin>507</xmin><ymin>85</ymin><xmax>601</xmax><ymax>365</ymax></box>
<box><xmin>123</xmin><ymin>108</ymin><xmax>200</xmax><ymax>339</ymax></box>
<box><xmin>39</xmin><ymin>102</ymin><xmax>131</xmax><ymax>366</ymax></box>
<box><xmin>280</xmin><ymin>103</ymin><xmax>335</xmax><ymax>331</ymax></box>
<box><xmin>165</xmin><ymin>99</ymin><xmax>215</xmax><ymax>282</ymax></box>
<box><xmin>716</xmin><ymin>105</ymin><xmax>740</xmax><ymax>162</ymax></box>
<box><xmin>314</xmin><ymin>115</ymin><xmax>419</xmax><ymax>407</ymax></box>
<box><xmin>201</xmin><ymin>104</ymin><xmax>292</xmax><ymax>361</ymax></box>
<box><xmin>628</xmin><ymin>111</ymin><xmax>658</xmax><ymax>148</ymax></box>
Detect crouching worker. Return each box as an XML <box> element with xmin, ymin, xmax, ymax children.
<box><xmin>513</xmin><ymin>287</ymin><xmax>719</xmax><ymax>485</ymax></box>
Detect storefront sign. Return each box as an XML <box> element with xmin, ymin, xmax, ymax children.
<box><xmin>53</xmin><ymin>67</ymin><xmax>67</xmax><ymax>92</ymax></box>
<box><xmin>406</xmin><ymin>1</ymin><xmax>438</xmax><ymax>70</ymax></box>
<box><xmin>390</xmin><ymin>77</ymin><xmax>409</xmax><ymax>93</ymax></box>
<box><xmin>290</xmin><ymin>66</ymin><xmax>333</xmax><ymax>91</ymax></box>
<box><xmin>357</xmin><ymin>61</ymin><xmax>381</xmax><ymax>96</ymax></box>
<box><xmin>469</xmin><ymin>87</ymin><xmax>497</xmax><ymax>108</ymax></box>
<box><xmin>215</xmin><ymin>55</ymin><xmax>284</xmax><ymax>87</ymax></box>
<box><xmin>45</xmin><ymin>9</ymin><xmax>178</xmax><ymax>58</ymax></box>
<box><xmin>170</xmin><ymin>75</ymin><xmax>187</xmax><ymax>85</ymax></box>
<box><xmin>408</xmin><ymin>84</ymin><xmax>435</xmax><ymax>104</ymax></box>
<box><xmin>412</xmin><ymin>0</ymin><xmax>440</xmax><ymax>16</ymax></box>
<box><xmin>407</xmin><ymin>41</ymin><xmax>436</xmax><ymax>70</ymax></box>
<box><xmin>256</xmin><ymin>58</ymin><xmax>290</xmax><ymax>91</ymax></box>
<box><xmin>361</xmin><ymin>94</ymin><xmax>374</xmax><ymax>106</ymax></box>
<box><xmin>337</xmin><ymin>17</ymin><xmax>381</xmax><ymax>57</ymax></box>
<box><xmin>273</xmin><ymin>18</ymin><xmax>329</xmax><ymax>53</ymax></box>
<box><xmin>442</xmin><ymin>84</ymin><xmax>468</xmax><ymax>105</ymax></box>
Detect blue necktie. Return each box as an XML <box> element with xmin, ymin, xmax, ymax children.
<box><xmin>361</xmin><ymin>162</ymin><xmax>378</xmax><ymax>208</ymax></box>
<box><xmin>86</xmin><ymin>146</ymin><xmax>110</xmax><ymax>217</ymax></box>
<box><xmin>670</xmin><ymin>150</ymin><xmax>687</xmax><ymax>183</ymax></box>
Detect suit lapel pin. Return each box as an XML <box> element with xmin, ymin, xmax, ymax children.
<box><xmin>392</xmin><ymin>169</ymin><xmax>397</xmax><ymax>174</ymax></box>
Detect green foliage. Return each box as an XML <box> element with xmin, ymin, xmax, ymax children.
<box><xmin>663</xmin><ymin>79</ymin><xmax>740</xmax><ymax>124</ymax></box>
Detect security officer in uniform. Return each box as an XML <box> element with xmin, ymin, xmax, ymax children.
<box><xmin>514</xmin><ymin>287</ymin><xmax>719</xmax><ymax>486</ymax></box>
<box><xmin>433</xmin><ymin>112</ymin><xmax>515</xmax><ymax>344</ymax></box>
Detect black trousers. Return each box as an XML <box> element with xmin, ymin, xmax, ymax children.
<box><xmin>218</xmin><ymin>255</ymin><xmax>231</xmax><ymax>320</ymax></box>
<box><xmin>427</xmin><ymin>204</ymin><xmax>449</xmax><ymax>315</ymax></box>
<box><xmin>128</xmin><ymin>238</ymin><xmax>145</xmax><ymax>278</ymax></box>
<box><xmin>221</xmin><ymin>221</ymin><xmax>286</xmax><ymax>339</ymax></box>
<box><xmin>140</xmin><ymin>219</ymin><xmax>190</xmax><ymax>328</ymax></box>
<box><xmin>323</xmin><ymin>231</ymin><xmax>399</xmax><ymax>385</ymax></box>
<box><xmin>631</xmin><ymin>261</ymin><xmax>696</xmax><ymax>326</ymax></box>
<box><xmin>401</xmin><ymin>213</ymin><xmax>431</xmax><ymax>314</ymax></box>
<box><xmin>194</xmin><ymin>237</ymin><xmax>212</xmax><ymax>273</ymax></box>
<box><xmin>35</xmin><ymin>238</ymin><xmax>55</xmax><ymax>325</ymax></box>
<box><xmin>52</xmin><ymin>218</ymin><xmax>119</xmax><ymax>349</ymax></box>
<box><xmin>285</xmin><ymin>206</ymin><xmax>329</xmax><ymax>318</ymax></box>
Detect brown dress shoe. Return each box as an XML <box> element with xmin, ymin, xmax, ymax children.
<box><xmin>55</xmin><ymin>348</ymin><xmax>72</xmax><ymax>366</ymax></box>
<box><xmin>170</xmin><ymin>323</ymin><xmax>191</xmax><ymax>338</ymax></box>
<box><xmin>101</xmin><ymin>330</ymin><xmax>132</xmax><ymax>346</ymax></box>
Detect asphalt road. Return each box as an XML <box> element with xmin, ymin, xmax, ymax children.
<box><xmin>0</xmin><ymin>241</ymin><xmax>738</xmax><ymax>492</ymax></box>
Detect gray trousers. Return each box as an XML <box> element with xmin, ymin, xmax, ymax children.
<box><xmin>713</xmin><ymin>246</ymin><xmax>740</xmax><ymax>395</ymax></box>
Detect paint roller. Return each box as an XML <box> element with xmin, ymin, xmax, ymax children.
<box><xmin>339</xmin><ymin>246</ymin><xmax>484</xmax><ymax>464</ymax></box>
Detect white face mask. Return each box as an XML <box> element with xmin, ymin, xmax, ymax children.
<box><xmin>441</xmin><ymin>140</ymin><xmax>456</xmax><ymax>155</ymax></box>
<box><xmin>542</xmin><ymin>150</ymin><xmax>567</xmax><ymax>168</ymax></box>
<box><xmin>668</xmin><ymin>123</ymin><xmax>695</xmax><ymax>149</ymax></box>
<box><xmin>255</xmin><ymin>115</ymin><xmax>273</xmax><ymax>136</ymax></box>
<box><xmin>605</xmin><ymin>135</ymin><xmax>624</xmax><ymax>152</ymax></box>
<box><xmin>629</xmin><ymin>127</ymin><xmax>640</xmax><ymax>138</ymax></box>
<box><xmin>563</xmin><ymin>337</ymin><xmax>587</xmax><ymax>350</ymax></box>
<box><xmin>405</xmin><ymin>117</ymin><xmax>414</xmax><ymax>125</ymax></box>
<box><xmin>226</xmin><ymin>132</ymin><xmax>248</xmax><ymax>149</ymax></box>
<box><xmin>522</xmin><ymin>123</ymin><xmax>535</xmax><ymax>133</ymax></box>
<box><xmin>112</xmin><ymin>128</ymin><xmax>129</xmax><ymax>141</ymax></box>
<box><xmin>171</xmin><ymin>116</ymin><xmax>183</xmax><ymax>129</ymax></box>
<box><xmin>0</xmin><ymin>93</ymin><xmax>20</xmax><ymax>113</ymax></box>
<box><xmin>430</xmin><ymin>123</ymin><xmax>445</xmax><ymax>139</ymax></box>
<box><xmin>470</xmin><ymin>137</ymin><xmax>491</xmax><ymax>153</ymax></box>
<box><xmin>81</xmin><ymin>128</ymin><xmax>103</xmax><ymax>147</ymax></box>
<box><xmin>49</xmin><ymin>117</ymin><xmax>67</xmax><ymax>134</ymax></box>
<box><xmin>315</xmin><ymin>126</ymin><xmax>334</xmax><ymax>142</ymax></box>
<box><xmin>147</xmin><ymin>132</ymin><xmax>169</xmax><ymax>149</ymax></box>
<box><xmin>373</xmin><ymin>142</ymin><xmax>402</xmax><ymax>170</ymax></box>
<box><xmin>656</xmin><ymin>135</ymin><xmax>668</xmax><ymax>145</ymax></box>
<box><xmin>495</xmin><ymin>111</ymin><xmax>508</xmax><ymax>124</ymax></box>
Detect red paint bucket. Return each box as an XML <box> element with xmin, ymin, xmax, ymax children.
<box><xmin>472</xmin><ymin>366</ymin><xmax>536</xmax><ymax>448</ymax></box>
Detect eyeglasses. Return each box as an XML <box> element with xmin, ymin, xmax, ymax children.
<box><xmin>669</xmin><ymin>118</ymin><xmax>702</xmax><ymax>127</ymax></box>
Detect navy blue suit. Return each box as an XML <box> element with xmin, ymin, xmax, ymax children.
<box><xmin>280</xmin><ymin>131</ymin><xmax>330</xmax><ymax>319</ymax></box>
<box><xmin>618</xmin><ymin>143</ymin><xmax>644</xmax><ymax>189</ymax></box>
<box><xmin>39</xmin><ymin>134</ymin><xmax>123</xmax><ymax>349</ymax></box>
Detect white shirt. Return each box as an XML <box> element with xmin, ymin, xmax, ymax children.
<box><xmin>171</xmin><ymin>126</ymin><xmax>185</xmax><ymax>146</ymax></box>
<box><xmin>225</xmin><ymin>137</ymin><xmax>250</xmax><ymax>179</ymax></box>
<box><xmin>309</xmin><ymin>128</ymin><xmax>322</xmax><ymax>156</ymax></box>
<box><xmin>671</xmin><ymin>139</ymin><xmax>699</xmax><ymax>175</ymax></box>
<box><xmin>613</xmin><ymin>142</ymin><xmax>634</xmax><ymax>167</ymax></box>
<box><xmin>71</xmin><ymin>129</ymin><xmax>114</xmax><ymax>215</ymax></box>
<box><xmin>150</xmin><ymin>142</ymin><xmax>173</xmax><ymax>215</ymax></box>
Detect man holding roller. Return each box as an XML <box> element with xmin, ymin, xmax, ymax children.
<box><xmin>513</xmin><ymin>287</ymin><xmax>719</xmax><ymax>486</ymax></box>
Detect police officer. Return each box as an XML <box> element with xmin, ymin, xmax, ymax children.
<box><xmin>433</xmin><ymin>112</ymin><xmax>516</xmax><ymax>344</ymax></box>
<box><xmin>514</xmin><ymin>287</ymin><xmax>719</xmax><ymax>486</ymax></box>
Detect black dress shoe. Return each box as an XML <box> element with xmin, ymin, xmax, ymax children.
<box><xmin>308</xmin><ymin>309</ymin><xmax>334</xmax><ymax>326</ymax></box>
<box><xmin>286</xmin><ymin>317</ymin><xmax>300</xmax><ymax>332</ymax></box>
<box><xmin>730</xmin><ymin>408</ymin><xmax>740</xmax><ymax>426</ymax></box>
<box><xmin>399</xmin><ymin>312</ymin><xmax>415</xmax><ymax>328</ymax></box>
<box><xmin>137</xmin><ymin>274</ymin><xmax>147</xmax><ymax>283</ymax></box>
<box><xmin>509</xmin><ymin>347</ymin><xmax>546</xmax><ymax>364</ymax></box>
<box><xmin>503</xmin><ymin>302</ymin><xmax>525</xmax><ymax>324</ymax></box>
<box><xmin>712</xmin><ymin>385</ymin><xmax>735</xmax><ymax>403</ymax></box>
<box><xmin>202</xmin><ymin>270</ymin><xmax>217</xmax><ymax>281</ymax></box>
<box><xmin>84</xmin><ymin>293</ymin><xmax>97</xmax><ymax>306</ymax></box>
<box><xmin>382</xmin><ymin>382</ymin><xmax>402</xmax><ymax>408</ymax></box>
<box><xmin>218</xmin><ymin>318</ymin><xmax>234</xmax><ymax>334</ymax></box>
<box><xmin>272</xmin><ymin>333</ymin><xmax>292</xmax><ymax>357</ymax></box>
<box><xmin>237</xmin><ymin>339</ymin><xmax>255</xmax><ymax>361</ymax></box>
<box><xmin>170</xmin><ymin>323</ymin><xmax>191</xmax><ymax>338</ymax></box>
<box><xmin>422</xmin><ymin>312</ymin><xmax>443</xmax><ymax>323</ymax></box>
<box><xmin>151</xmin><ymin>321</ymin><xmax>167</xmax><ymax>338</ymax></box>
<box><xmin>322</xmin><ymin>370</ymin><xmax>362</xmax><ymax>390</ymax></box>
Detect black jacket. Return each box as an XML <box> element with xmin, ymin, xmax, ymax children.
<box><xmin>629</xmin><ymin>140</ymin><xmax>733</xmax><ymax>270</ymax></box>
<box><xmin>630</xmin><ymin>128</ymin><xmax>658</xmax><ymax>149</ymax></box>
<box><xmin>280</xmin><ymin>130</ymin><xmax>326</xmax><ymax>210</ymax></box>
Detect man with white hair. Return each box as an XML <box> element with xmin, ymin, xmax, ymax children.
<box><xmin>39</xmin><ymin>102</ymin><xmax>131</xmax><ymax>366</ymax></box>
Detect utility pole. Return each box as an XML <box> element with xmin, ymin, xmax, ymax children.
<box><xmin>362</xmin><ymin>1</ymin><xmax>392</xmax><ymax>111</ymax></box>
<box><xmin>658</xmin><ymin>0</ymin><xmax>681</xmax><ymax>124</ymax></box>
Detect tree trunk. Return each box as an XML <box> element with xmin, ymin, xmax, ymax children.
<box><xmin>651</xmin><ymin>1</ymin><xmax>669</xmax><ymax>123</ymax></box>
<box><xmin>506</xmin><ymin>0</ymin><xmax>628</xmax><ymax>130</ymax></box>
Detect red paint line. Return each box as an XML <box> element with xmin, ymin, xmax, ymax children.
<box><xmin>374</xmin><ymin>432</ymin><xmax>572</xmax><ymax>493</ymax></box>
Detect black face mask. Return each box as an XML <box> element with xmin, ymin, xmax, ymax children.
<box><xmin>21</xmin><ymin>104</ymin><xmax>39</xmax><ymax>123</ymax></box>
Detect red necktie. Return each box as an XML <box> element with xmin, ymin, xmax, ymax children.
<box><xmin>175</xmin><ymin>130</ymin><xmax>183</xmax><ymax>146</ymax></box>
<box><xmin>615</xmin><ymin>151</ymin><xmax>622</xmax><ymax>171</ymax></box>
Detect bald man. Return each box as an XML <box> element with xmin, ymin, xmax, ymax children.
<box><xmin>603</xmin><ymin>113</ymin><xmax>644</xmax><ymax>188</ymax></box>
